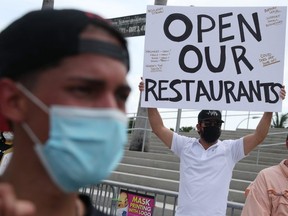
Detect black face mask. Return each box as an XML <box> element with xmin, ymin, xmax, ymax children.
<box><xmin>199</xmin><ymin>126</ymin><xmax>221</xmax><ymax>143</ymax></box>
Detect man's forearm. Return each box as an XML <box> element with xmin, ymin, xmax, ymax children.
<box><xmin>255</xmin><ymin>112</ymin><xmax>272</xmax><ymax>143</ymax></box>
<box><xmin>147</xmin><ymin>108</ymin><xmax>165</xmax><ymax>134</ymax></box>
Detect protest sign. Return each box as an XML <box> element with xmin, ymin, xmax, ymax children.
<box><xmin>116</xmin><ymin>189</ymin><xmax>155</xmax><ymax>216</ymax></box>
<box><xmin>141</xmin><ymin>6</ymin><xmax>287</xmax><ymax>111</ymax></box>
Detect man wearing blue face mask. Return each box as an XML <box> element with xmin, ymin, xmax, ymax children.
<box><xmin>0</xmin><ymin>9</ymin><xmax>131</xmax><ymax>216</ymax></box>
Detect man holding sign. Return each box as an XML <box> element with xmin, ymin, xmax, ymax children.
<box><xmin>142</xmin><ymin>6</ymin><xmax>286</xmax><ymax>111</ymax></box>
<box><xmin>139</xmin><ymin>81</ymin><xmax>285</xmax><ymax>215</ymax></box>
<box><xmin>140</xmin><ymin>5</ymin><xmax>287</xmax><ymax>216</ymax></box>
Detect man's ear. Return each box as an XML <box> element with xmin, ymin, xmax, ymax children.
<box><xmin>0</xmin><ymin>79</ymin><xmax>28</xmax><ymax>123</ymax></box>
<box><xmin>196</xmin><ymin>123</ymin><xmax>200</xmax><ymax>132</ymax></box>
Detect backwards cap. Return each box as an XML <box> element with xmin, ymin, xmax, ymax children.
<box><xmin>0</xmin><ymin>9</ymin><xmax>129</xmax><ymax>79</ymax></box>
<box><xmin>198</xmin><ymin>110</ymin><xmax>224</xmax><ymax>123</ymax></box>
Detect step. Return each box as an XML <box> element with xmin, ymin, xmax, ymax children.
<box><xmin>120</xmin><ymin>156</ymin><xmax>180</xmax><ymax>171</ymax></box>
<box><xmin>116</xmin><ymin>163</ymin><xmax>180</xmax><ymax>181</ymax></box>
<box><xmin>116</xmin><ymin>163</ymin><xmax>258</xmax><ymax>183</ymax></box>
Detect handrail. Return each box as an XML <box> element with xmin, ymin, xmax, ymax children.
<box><xmin>260</xmin><ymin>142</ymin><xmax>284</xmax><ymax>147</ymax></box>
<box><xmin>127</xmin><ymin>110</ymin><xmax>288</xmax><ymax>132</ymax></box>
<box><xmin>104</xmin><ymin>179</ymin><xmax>178</xmax><ymax>196</ymax></box>
<box><xmin>254</xmin><ymin>130</ymin><xmax>287</xmax><ymax>164</ymax></box>
<box><xmin>267</xmin><ymin>131</ymin><xmax>288</xmax><ymax>135</ymax></box>
<box><xmin>127</xmin><ymin>128</ymin><xmax>152</xmax><ymax>132</ymax></box>
<box><xmin>255</xmin><ymin>141</ymin><xmax>285</xmax><ymax>165</ymax></box>
<box><xmin>127</xmin><ymin>115</ymin><xmax>152</xmax><ymax>152</ymax></box>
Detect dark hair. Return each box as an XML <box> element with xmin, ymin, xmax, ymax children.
<box><xmin>0</xmin><ymin>9</ymin><xmax>129</xmax><ymax>81</ymax></box>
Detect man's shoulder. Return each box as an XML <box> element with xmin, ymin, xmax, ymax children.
<box><xmin>220</xmin><ymin>137</ymin><xmax>243</xmax><ymax>147</ymax></box>
<box><xmin>174</xmin><ymin>132</ymin><xmax>197</xmax><ymax>142</ymax></box>
<box><xmin>260</xmin><ymin>162</ymin><xmax>282</xmax><ymax>174</ymax></box>
<box><xmin>221</xmin><ymin>137</ymin><xmax>242</xmax><ymax>143</ymax></box>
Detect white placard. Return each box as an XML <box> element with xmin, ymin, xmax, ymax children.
<box><xmin>141</xmin><ymin>6</ymin><xmax>287</xmax><ymax>112</ymax></box>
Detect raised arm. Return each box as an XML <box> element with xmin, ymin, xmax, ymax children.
<box><xmin>139</xmin><ymin>79</ymin><xmax>174</xmax><ymax>148</ymax></box>
<box><xmin>243</xmin><ymin>86</ymin><xmax>286</xmax><ymax>155</ymax></box>
<box><xmin>148</xmin><ymin>108</ymin><xmax>174</xmax><ymax>149</ymax></box>
<box><xmin>243</xmin><ymin>112</ymin><xmax>272</xmax><ymax>155</ymax></box>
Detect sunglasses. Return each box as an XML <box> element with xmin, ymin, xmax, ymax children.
<box><xmin>200</xmin><ymin>120</ymin><xmax>223</xmax><ymax>127</ymax></box>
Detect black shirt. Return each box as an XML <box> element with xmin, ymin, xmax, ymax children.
<box><xmin>79</xmin><ymin>194</ymin><xmax>111</xmax><ymax>216</ymax></box>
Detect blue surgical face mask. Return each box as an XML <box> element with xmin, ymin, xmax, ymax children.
<box><xmin>17</xmin><ymin>83</ymin><xmax>128</xmax><ymax>192</ymax></box>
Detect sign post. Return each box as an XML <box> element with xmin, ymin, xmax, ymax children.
<box><xmin>109</xmin><ymin>14</ymin><xmax>146</xmax><ymax>37</ymax></box>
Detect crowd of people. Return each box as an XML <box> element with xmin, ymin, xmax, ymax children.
<box><xmin>0</xmin><ymin>5</ymin><xmax>286</xmax><ymax>216</ymax></box>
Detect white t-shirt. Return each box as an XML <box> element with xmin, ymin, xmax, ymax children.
<box><xmin>171</xmin><ymin>133</ymin><xmax>245</xmax><ymax>216</ymax></box>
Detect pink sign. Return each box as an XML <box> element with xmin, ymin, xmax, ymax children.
<box><xmin>116</xmin><ymin>189</ymin><xmax>155</xmax><ymax>216</ymax></box>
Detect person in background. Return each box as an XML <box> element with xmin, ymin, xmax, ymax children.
<box><xmin>241</xmin><ymin>142</ymin><xmax>288</xmax><ymax>215</ymax></box>
<box><xmin>0</xmin><ymin>9</ymin><xmax>131</xmax><ymax>216</ymax></box>
<box><xmin>139</xmin><ymin>80</ymin><xmax>286</xmax><ymax>216</ymax></box>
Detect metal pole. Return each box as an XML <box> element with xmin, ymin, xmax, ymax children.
<box><xmin>256</xmin><ymin>148</ymin><xmax>260</xmax><ymax>165</ymax></box>
<box><xmin>142</xmin><ymin>118</ymin><xmax>147</xmax><ymax>152</ymax></box>
<box><xmin>246</xmin><ymin>111</ymin><xmax>251</xmax><ymax>129</ymax></box>
<box><xmin>175</xmin><ymin>109</ymin><xmax>182</xmax><ymax>132</ymax></box>
<box><xmin>42</xmin><ymin>0</ymin><xmax>54</xmax><ymax>9</ymax></box>
<box><xmin>236</xmin><ymin>118</ymin><xmax>248</xmax><ymax>130</ymax></box>
<box><xmin>154</xmin><ymin>0</ymin><xmax>168</xmax><ymax>5</ymax></box>
<box><xmin>223</xmin><ymin>110</ymin><xmax>227</xmax><ymax>130</ymax></box>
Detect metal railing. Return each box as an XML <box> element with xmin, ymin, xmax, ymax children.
<box><xmin>127</xmin><ymin>115</ymin><xmax>152</xmax><ymax>152</ymax></box>
<box><xmin>80</xmin><ymin>180</ymin><xmax>243</xmax><ymax>216</ymax></box>
<box><xmin>128</xmin><ymin>114</ymin><xmax>287</xmax><ymax>165</ymax></box>
<box><xmin>127</xmin><ymin>110</ymin><xmax>265</xmax><ymax>132</ymax></box>
<box><xmin>254</xmin><ymin>130</ymin><xmax>287</xmax><ymax>165</ymax></box>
